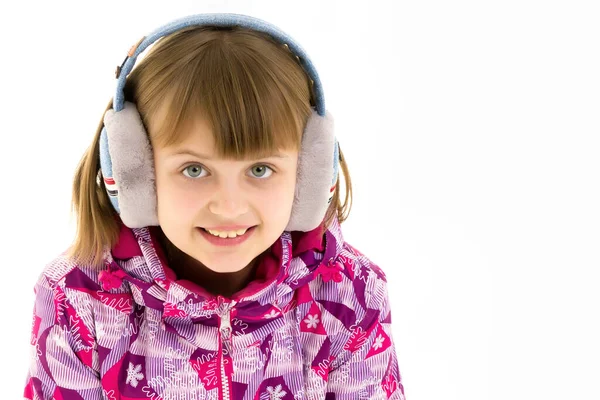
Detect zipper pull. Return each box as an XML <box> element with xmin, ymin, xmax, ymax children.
<box><xmin>220</xmin><ymin>308</ymin><xmax>231</xmax><ymax>337</ymax></box>
<box><xmin>220</xmin><ymin>306</ymin><xmax>233</xmax><ymax>355</ymax></box>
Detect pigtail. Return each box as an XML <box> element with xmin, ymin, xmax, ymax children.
<box><xmin>66</xmin><ymin>98</ymin><xmax>121</xmax><ymax>269</ymax></box>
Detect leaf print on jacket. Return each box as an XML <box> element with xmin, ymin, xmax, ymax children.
<box><xmin>23</xmin><ymin>215</ymin><xmax>406</xmax><ymax>399</ymax></box>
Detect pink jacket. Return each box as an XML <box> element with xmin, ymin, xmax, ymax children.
<box><xmin>23</xmin><ymin>216</ymin><xmax>406</xmax><ymax>399</ymax></box>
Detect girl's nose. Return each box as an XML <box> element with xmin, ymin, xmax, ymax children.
<box><xmin>208</xmin><ymin>182</ymin><xmax>249</xmax><ymax>218</ymax></box>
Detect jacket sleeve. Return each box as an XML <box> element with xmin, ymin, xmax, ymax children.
<box><xmin>23</xmin><ymin>272</ymin><xmax>104</xmax><ymax>400</ymax></box>
<box><xmin>325</xmin><ymin>276</ymin><xmax>406</xmax><ymax>400</ymax></box>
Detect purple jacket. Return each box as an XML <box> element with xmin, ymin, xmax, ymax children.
<box><xmin>24</xmin><ymin>216</ymin><xmax>406</xmax><ymax>399</ymax></box>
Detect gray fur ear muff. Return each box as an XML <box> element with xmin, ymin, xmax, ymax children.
<box><xmin>100</xmin><ymin>102</ymin><xmax>158</xmax><ymax>228</ymax></box>
<box><xmin>98</xmin><ymin>13</ymin><xmax>341</xmax><ymax>232</ymax></box>
<box><xmin>285</xmin><ymin>108</ymin><xmax>336</xmax><ymax>232</ymax></box>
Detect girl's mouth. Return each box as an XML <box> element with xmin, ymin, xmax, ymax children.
<box><xmin>197</xmin><ymin>225</ymin><xmax>258</xmax><ymax>247</ymax></box>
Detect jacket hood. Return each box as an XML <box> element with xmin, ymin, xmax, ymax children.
<box><xmin>96</xmin><ymin>216</ymin><xmax>347</xmax><ymax>336</ymax></box>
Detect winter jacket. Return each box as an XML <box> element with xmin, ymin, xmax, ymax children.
<box><xmin>23</xmin><ymin>215</ymin><xmax>406</xmax><ymax>400</ymax></box>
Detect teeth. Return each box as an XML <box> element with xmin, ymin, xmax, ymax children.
<box><xmin>206</xmin><ymin>227</ymin><xmax>249</xmax><ymax>238</ymax></box>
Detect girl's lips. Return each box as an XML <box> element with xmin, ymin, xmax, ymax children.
<box><xmin>198</xmin><ymin>225</ymin><xmax>257</xmax><ymax>247</ymax></box>
<box><xmin>202</xmin><ymin>225</ymin><xmax>255</xmax><ymax>231</ymax></box>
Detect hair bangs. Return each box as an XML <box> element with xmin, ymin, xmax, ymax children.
<box><xmin>147</xmin><ymin>30</ymin><xmax>305</xmax><ymax>160</ymax></box>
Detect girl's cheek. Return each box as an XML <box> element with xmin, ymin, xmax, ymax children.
<box><xmin>258</xmin><ymin>189</ymin><xmax>289</xmax><ymax>210</ymax></box>
<box><xmin>178</xmin><ymin>187</ymin><xmax>207</xmax><ymax>209</ymax></box>
<box><xmin>158</xmin><ymin>177</ymin><xmax>197</xmax><ymax>204</ymax></box>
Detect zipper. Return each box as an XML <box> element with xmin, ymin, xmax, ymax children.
<box><xmin>218</xmin><ymin>300</ymin><xmax>236</xmax><ymax>400</ymax></box>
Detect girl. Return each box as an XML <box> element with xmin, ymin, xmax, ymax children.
<box><xmin>23</xmin><ymin>13</ymin><xmax>406</xmax><ymax>400</ymax></box>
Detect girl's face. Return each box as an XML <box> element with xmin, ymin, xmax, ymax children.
<box><xmin>151</xmin><ymin>116</ymin><xmax>299</xmax><ymax>274</ymax></box>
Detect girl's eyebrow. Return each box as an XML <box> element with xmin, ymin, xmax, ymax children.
<box><xmin>169</xmin><ymin>149</ymin><xmax>289</xmax><ymax>160</ymax></box>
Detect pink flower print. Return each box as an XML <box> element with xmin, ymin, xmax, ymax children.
<box><xmin>98</xmin><ymin>269</ymin><xmax>123</xmax><ymax>291</ymax></box>
<box><xmin>316</xmin><ymin>258</ymin><xmax>344</xmax><ymax>283</ymax></box>
<box><xmin>373</xmin><ymin>334</ymin><xmax>386</xmax><ymax>350</ymax></box>
<box><xmin>304</xmin><ymin>314</ymin><xmax>319</xmax><ymax>329</ymax></box>
<box><xmin>126</xmin><ymin>362</ymin><xmax>144</xmax><ymax>387</ymax></box>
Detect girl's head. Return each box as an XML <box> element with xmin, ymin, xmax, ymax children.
<box><xmin>68</xmin><ymin>25</ymin><xmax>352</xmax><ymax>270</ymax></box>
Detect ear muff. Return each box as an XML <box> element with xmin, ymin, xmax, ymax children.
<box><xmin>100</xmin><ymin>101</ymin><xmax>158</xmax><ymax>227</ymax></box>
<box><xmin>98</xmin><ymin>13</ymin><xmax>341</xmax><ymax>232</ymax></box>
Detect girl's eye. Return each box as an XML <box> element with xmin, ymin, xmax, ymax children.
<box><xmin>250</xmin><ymin>165</ymin><xmax>273</xmax><ymax>178</ymax></box>
<box><xmin>181</xmin><ymin>164</ymin><xmax>274</xmax><ymax>179</ymax></box>
<box><xmin>182</xmin><ymin>164</ymin><xmax>207</xmax><ymax>179</ymax></box>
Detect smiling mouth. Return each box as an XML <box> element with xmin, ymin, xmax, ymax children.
<box><xmin>199</xmin><ymin>225</ymin><xmax>258</xmax><ymax>235</ymax></box>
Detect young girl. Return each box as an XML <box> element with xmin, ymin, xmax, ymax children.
<box><xmin>23</xmin><ymin>13</ymin><xmax>406</xmax><ymax>400</ymax></box>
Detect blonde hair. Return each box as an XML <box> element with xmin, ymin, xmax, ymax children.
<box><xmin>67</xmin><ymin>26</ymin><xmax>353</xmax><ymax>269</ymax></box>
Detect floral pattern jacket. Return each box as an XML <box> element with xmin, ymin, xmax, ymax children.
<box><xmin>23</xmin><ymin>215</ymin><xmax>406</xmax><ymax>399</ymax></box>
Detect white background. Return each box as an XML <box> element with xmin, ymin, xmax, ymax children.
<box><xmin>1</xmin><ymin>0</ymin><xmax>599</xmax><ymax>398</ymax></box>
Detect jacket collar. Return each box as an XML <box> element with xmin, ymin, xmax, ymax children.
<box><xmin>100</xmin><ymin>215</ymin><xmax>345</xmax><ymax>326</ymax></box>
